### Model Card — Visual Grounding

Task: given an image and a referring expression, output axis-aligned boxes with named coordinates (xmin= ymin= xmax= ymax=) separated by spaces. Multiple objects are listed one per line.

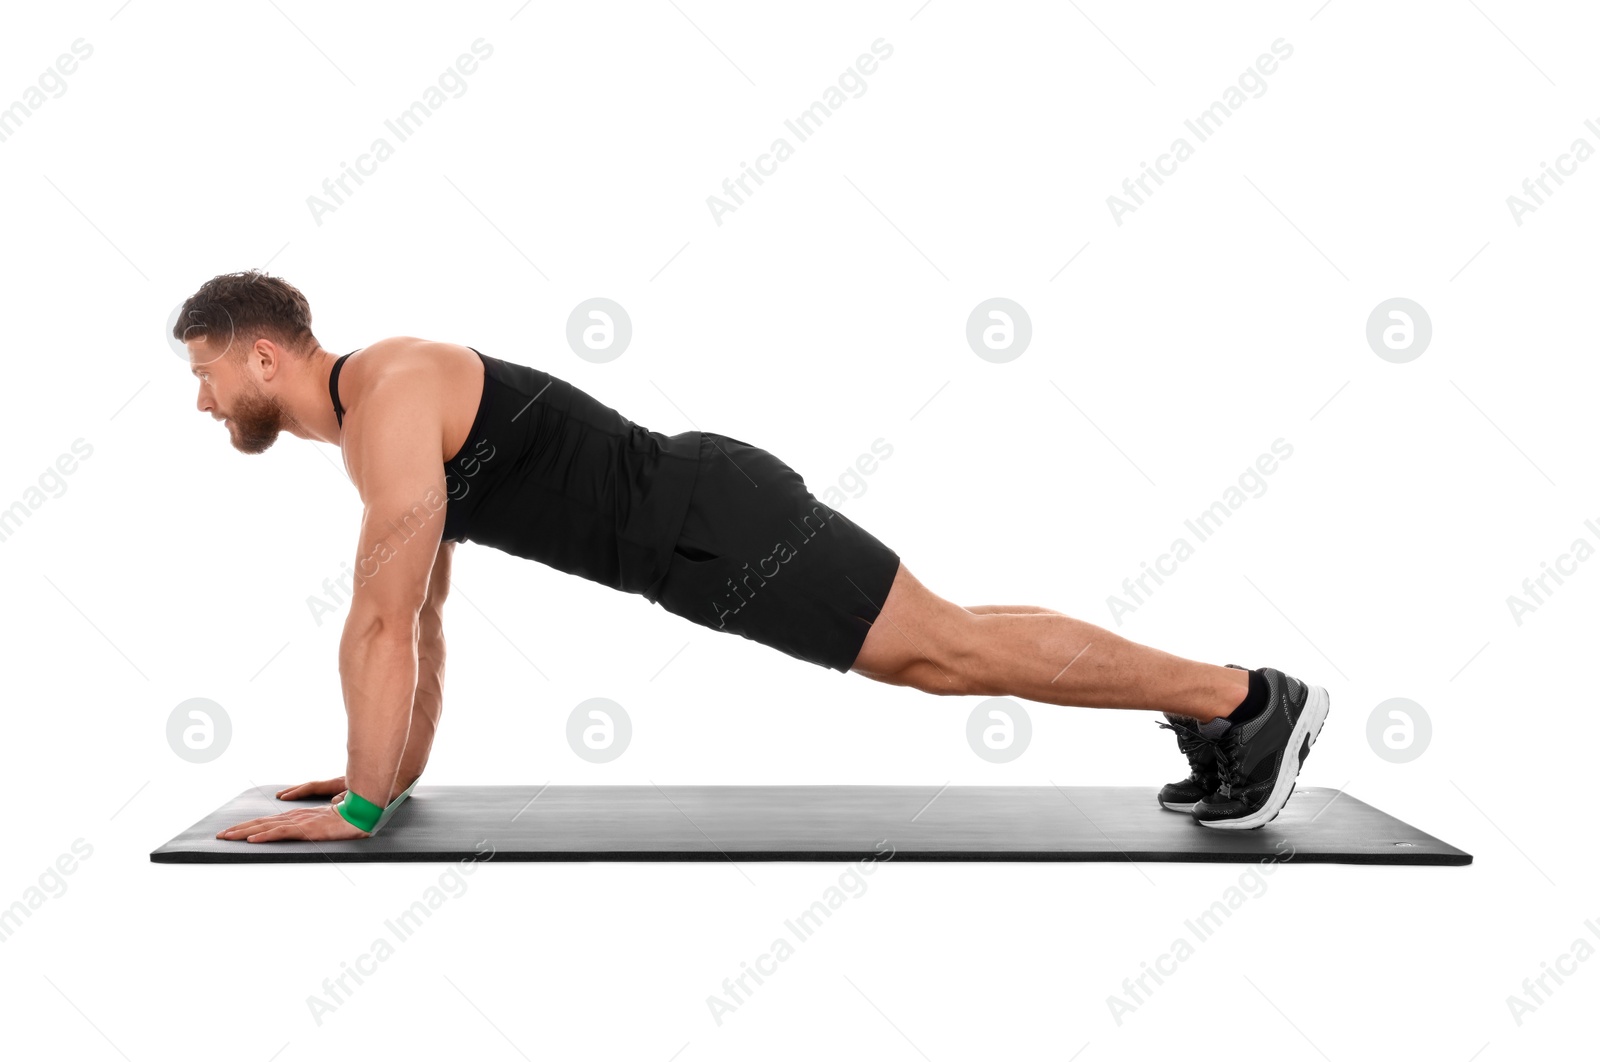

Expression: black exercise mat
xmin=151 ymin=785 xmax=1471 ymax=865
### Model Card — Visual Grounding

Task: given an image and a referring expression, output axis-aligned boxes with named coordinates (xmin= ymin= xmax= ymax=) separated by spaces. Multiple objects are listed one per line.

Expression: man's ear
xmin=252 ymin=336 xmax=283 ymax=380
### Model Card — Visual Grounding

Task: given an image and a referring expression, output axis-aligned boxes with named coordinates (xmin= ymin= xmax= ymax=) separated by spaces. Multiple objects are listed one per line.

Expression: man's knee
xmin=850 ymin=565 xmax=987 ymax=694
xmin=893 ymin=645 xmax=986 ymax=696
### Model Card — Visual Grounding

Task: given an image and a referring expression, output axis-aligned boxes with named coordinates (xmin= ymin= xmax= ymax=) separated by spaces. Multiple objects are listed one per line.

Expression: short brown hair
xmin=173 ymin=270 xmax=318 ymax=356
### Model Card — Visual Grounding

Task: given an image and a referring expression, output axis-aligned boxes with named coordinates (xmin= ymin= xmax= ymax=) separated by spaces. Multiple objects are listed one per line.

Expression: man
xmin=180 ymin=270 xmax=1328 ymax=844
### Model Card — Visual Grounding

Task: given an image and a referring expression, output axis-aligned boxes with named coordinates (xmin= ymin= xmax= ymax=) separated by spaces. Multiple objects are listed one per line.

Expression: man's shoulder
xmin=342 ymin=338 xmax=452 ymax=432
xmin=353 ymin=337 xmax=473 ymax=388
xmin=353 ymin=335 xmax=432 ymax=363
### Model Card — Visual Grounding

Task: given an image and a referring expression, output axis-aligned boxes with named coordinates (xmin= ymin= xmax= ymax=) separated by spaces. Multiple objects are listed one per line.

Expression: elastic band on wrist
xmin=335 ymin=778 xmax=420 ymax=834
xmin=336 ymin=789 xmax=384 ymax=832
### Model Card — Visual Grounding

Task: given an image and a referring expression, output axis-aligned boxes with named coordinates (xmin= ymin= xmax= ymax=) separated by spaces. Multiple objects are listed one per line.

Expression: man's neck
xmin=284 ymin=346 xmax=342 ymax=444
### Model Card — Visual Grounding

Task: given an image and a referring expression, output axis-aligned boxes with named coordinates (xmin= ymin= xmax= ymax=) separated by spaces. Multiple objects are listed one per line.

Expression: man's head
xmin=175 ymin=270 xmax=321 ymax=454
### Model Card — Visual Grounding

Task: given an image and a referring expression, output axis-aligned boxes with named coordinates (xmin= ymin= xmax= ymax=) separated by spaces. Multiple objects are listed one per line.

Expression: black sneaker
xmin=1192 ymin=667 xmax=1330 ymax=830
xmin=1153 ymin=662 xmax=1248 ymax=811
xmin=1154 ymin=713 xmax=1221 ymax=811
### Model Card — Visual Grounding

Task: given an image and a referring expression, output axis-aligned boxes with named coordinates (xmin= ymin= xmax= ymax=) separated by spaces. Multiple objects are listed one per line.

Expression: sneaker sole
xmin=1160 ymin=799 xmax=1199 ymax=812
xmin=1198 ymin=684 xmax=1330 ymax=831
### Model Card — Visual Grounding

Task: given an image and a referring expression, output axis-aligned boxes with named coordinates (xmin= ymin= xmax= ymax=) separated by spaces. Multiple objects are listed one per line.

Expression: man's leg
xmin=851 ymin=564 xmax=1248 ymax=722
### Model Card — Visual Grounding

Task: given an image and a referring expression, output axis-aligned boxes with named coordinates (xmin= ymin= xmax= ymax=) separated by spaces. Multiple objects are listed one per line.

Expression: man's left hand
xmin=216 ymin=803 xmax=371 ymax=843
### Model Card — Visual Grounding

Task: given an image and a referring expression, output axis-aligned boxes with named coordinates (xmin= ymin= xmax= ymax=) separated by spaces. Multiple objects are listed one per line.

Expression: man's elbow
xmin=344 ymin=604 xmax=423 ymax=645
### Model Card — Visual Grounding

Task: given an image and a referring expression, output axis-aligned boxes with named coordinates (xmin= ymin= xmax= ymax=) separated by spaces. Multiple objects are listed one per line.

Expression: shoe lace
xmin=1154 ymin=719 xmax=1207 ymax=756
xmin=1211 ymin=732 xmax=1244 ymax=794
xmin=1154 ymin=720 xmax=1215 ymax=783
xmin=1155 ymin=719 xmax=1244 ymax=793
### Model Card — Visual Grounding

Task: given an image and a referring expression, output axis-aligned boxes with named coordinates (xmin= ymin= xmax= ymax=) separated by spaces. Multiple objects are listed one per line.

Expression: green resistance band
xmin=336 ymin=778 xmax=419 ymax=834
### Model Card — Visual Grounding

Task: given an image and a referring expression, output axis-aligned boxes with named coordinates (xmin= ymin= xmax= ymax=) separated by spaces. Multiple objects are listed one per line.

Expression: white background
xmin=1 ymin=0 xmax=1595 ymax=1057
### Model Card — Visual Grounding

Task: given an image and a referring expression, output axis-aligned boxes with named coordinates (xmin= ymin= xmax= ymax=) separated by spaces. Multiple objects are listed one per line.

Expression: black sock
xmin=1226 ymin=668 xmax=1269 ymax=723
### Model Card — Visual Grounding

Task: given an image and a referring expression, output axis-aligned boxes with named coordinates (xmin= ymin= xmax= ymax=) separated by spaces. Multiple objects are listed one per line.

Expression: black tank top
xmin=330 ymin=348 xmax=703 ymax=597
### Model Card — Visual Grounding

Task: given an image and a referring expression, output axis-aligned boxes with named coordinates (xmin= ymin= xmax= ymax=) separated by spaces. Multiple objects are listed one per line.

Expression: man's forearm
xmin=392 ymin=626 xmax=445 ymax=800
xmin=340 ymin=613 xmax=419 ymax=809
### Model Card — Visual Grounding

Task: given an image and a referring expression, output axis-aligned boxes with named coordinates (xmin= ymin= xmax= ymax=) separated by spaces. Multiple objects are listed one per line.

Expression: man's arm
xmin=391 ymin=538 xmax=452 ymax=798
xmin=218 ymin=372 xmax=448 ymax=843
xmin=338 ymin=376 xmax=449 ymax=813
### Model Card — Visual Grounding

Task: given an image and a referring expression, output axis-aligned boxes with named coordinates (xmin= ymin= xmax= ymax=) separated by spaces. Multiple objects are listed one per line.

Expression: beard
xmin=227 ymin=381 xmax=289 ymax=454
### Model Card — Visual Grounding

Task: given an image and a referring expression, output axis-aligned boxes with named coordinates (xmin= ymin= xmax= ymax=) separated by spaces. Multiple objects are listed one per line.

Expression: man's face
xmin=190 ymin=338 xmax=287 ymax=454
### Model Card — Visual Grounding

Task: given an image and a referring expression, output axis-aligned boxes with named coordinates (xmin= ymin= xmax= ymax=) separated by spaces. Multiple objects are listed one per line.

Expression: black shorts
xmin=643 ymin=432 xmax=901 ymax=672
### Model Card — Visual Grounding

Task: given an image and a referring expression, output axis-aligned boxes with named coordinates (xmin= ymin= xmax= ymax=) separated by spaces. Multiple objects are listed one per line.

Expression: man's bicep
xmin=345 ymin=394 xmax=450 ymax=628
xmin=348 ymin=491 xmax=447 ymax=625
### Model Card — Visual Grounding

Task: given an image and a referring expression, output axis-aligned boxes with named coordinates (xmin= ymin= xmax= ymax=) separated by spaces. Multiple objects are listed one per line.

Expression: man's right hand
xmin=275 ymin=777 xmax=348 ymax=803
